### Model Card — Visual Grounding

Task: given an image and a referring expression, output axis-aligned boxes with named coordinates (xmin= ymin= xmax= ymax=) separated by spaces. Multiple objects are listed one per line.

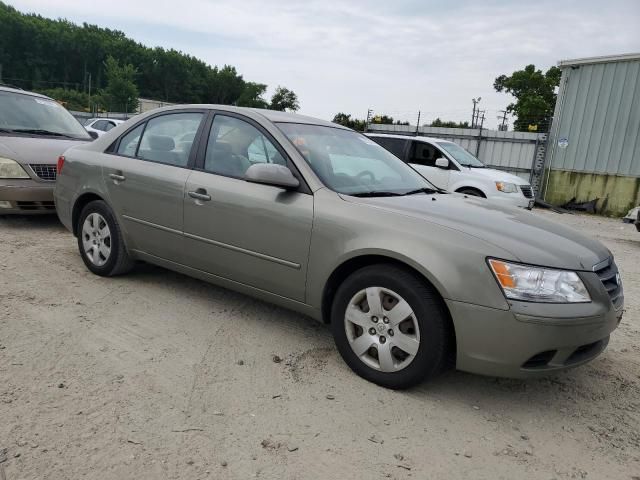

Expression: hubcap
xmin=81 ymin=213 xmax=112 ymax=267
xmin=344 ymin=287 xmax=420 ymax=372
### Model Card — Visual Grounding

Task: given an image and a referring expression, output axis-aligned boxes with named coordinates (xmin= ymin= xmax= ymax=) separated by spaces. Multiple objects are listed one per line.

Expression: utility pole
xmin=476 ymin=110 xmax=486 ymax=157
xmin=0 ymin=64 xmax=3 ymax=83
xmin=471 ymin=97 xmax=481 ymax=128
xmin=87 ymin=72 xmax=92 ymax=113
xmin=415 ymin=111 xmax=421 ymax=136
xmin=365 ymin=109 xmax=373 ymax=132
xmin=498 ymin=110 xmax=508 ymax=131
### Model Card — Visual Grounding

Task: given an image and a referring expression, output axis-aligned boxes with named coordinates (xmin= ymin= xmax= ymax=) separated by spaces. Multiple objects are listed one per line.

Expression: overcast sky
xmin=11 ymin=0 xmax=640 ymax=128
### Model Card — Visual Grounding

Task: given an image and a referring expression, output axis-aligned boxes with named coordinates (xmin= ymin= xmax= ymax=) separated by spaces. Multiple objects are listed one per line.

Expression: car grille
xmin=29 ymin=164 xmax=57 ymax=181
xmin=594 ymin=258 xmax=623 ymax=309
xmin=519 ymin=185 xmax=533 ymax=198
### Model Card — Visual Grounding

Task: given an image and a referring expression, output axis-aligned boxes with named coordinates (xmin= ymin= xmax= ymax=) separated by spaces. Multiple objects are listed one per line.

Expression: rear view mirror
xmin=88 ymin=131 xmax=99 ymax=140
xmin=245 ymin=163 xmax=299 ymax=190
xmin=435 ymin=158 xmax=449 ymax=169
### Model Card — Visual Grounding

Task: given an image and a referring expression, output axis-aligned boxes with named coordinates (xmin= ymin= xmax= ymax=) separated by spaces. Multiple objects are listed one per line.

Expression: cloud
xmin=11 ymin=0 xmax=640 ymax=126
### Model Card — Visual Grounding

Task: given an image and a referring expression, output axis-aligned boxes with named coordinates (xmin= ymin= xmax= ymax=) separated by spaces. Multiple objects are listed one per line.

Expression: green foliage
xmin=430 ymin=118 xmax=470 ymax=129
xmin=494 ymin=64 xmax=561 ymax=132
xmin=0 ymin=2 xmax=299 ymax=111
xmin=100 ymin=56 xmax=139 ymax=112
xmin=37 ymin=88 xmax=89 ymax=111
xmin=236 ymin=82 xmax=269 ymax=108
xmin=269 ymin=86 xmax=299 ymax=111
xmin=332 ymin=113 xmax=366 ymax=131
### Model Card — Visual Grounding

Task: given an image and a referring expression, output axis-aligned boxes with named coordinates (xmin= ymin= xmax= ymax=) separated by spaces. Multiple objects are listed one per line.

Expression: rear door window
xmin=136 ymin=113 xmax=204 ymax=167
xmin=370 ymin=137 xmax=408 ymax=160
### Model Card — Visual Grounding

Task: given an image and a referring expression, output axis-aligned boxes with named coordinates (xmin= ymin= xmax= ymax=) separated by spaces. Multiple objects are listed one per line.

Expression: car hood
xmin=467 ymin=167 xmax=528 ymax=185
xmin=342 ymin=193 xmax=609 ymax=271
xmin=0 ymin=135 xmax=88 ymax=165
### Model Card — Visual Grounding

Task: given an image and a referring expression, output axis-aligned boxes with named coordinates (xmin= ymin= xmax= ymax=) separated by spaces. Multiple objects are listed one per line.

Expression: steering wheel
xmin=356 ymin=170 xmax=376 ymax=183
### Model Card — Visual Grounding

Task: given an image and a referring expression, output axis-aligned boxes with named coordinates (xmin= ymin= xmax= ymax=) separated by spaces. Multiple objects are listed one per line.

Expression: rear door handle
xmin=109 ymin=173 xmax=126 ymax=182
xmin=188 ymin=189 xmax=211 ymax=202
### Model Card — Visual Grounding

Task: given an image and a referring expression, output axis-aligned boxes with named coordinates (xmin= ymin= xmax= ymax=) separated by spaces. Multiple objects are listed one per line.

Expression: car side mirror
xmin=244 ymin=163 xmax=300 ymax=190
xmin=88 ymin=131 xmax=99 ymax=140
xmin=435 ymin=157 xmax=449 ymax=169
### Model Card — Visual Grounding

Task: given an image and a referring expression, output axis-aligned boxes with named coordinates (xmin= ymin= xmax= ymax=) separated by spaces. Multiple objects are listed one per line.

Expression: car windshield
xmin=0 ymin=91 xmax=90 ymax=139
xmin=436 ymin=141 xmax=485 ymax=168
xmin=277 ymin=123 xmax=437 ymax=196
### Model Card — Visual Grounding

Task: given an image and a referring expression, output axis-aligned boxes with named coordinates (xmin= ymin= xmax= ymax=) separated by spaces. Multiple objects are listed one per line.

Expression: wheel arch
xmin=71 ymin=191 xmax=107 ymax=236
xmin=454 ymin=186 xmax=486 ymax=197
xmin=320 ymin=254 xmax=457 ymax=364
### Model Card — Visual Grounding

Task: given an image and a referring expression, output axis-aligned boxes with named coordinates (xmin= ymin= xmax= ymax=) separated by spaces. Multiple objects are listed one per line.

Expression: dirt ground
xmin=1 ymin=209 xmax=639 ymax=480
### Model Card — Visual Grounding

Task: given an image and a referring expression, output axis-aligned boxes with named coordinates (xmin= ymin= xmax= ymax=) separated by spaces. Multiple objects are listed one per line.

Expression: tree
xmin=0 ymin=3 xmax=300 ymax=111
xmin=270 ymin=86 xmax=299 ymax=111
xmin=494 ymin=64 xmax=561 ymax=132
xmin=236 ymin=81 xmax=269 ymax=108
xmin=332 ymin=113 xmax=366 ymax=131
xmin=430 ymin=118 xmax=471 ymax=129
xmin=39 ymin=88 xmax=89 ymax=111
xmin=100 ymin=56 xmax=139 ymax=113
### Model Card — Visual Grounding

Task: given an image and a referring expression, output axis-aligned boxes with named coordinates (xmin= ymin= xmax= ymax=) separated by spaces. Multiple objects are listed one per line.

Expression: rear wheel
xmin=77 ymin=200 xmax=134 ymax=276
xmin=331 ymin=264 xmax=451 ymax=389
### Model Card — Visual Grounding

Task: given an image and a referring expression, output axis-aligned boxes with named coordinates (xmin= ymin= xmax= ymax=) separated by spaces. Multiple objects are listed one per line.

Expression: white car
xmin=84 ymin=118 xmax=124 ymax=137
xmin=367 ymin=133 xmax=534 ymax=209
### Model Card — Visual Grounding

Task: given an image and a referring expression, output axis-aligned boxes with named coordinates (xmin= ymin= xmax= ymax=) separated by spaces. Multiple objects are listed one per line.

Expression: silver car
xmin=54 ymin=105 xmax=623 ymax=388
xmin=0 ymin=86 xmax=93 ymax=214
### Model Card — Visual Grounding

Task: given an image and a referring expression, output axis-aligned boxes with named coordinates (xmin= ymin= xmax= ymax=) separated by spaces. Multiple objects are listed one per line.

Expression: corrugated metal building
xmin=543 ymin=53 xmax=640 ymax=215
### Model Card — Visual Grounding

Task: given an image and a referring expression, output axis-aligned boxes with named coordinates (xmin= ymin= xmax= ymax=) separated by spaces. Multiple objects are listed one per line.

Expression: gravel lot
xmin=1 ymin=210 xmax=639 ymax=480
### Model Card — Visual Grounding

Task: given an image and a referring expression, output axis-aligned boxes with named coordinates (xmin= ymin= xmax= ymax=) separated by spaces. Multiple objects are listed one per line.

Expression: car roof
xmin=89 ymin=118 xmax=125 ymax=122
xmin=365 ymin=132 xmax=454 ymax=144
xmin=141 ymin=104 xmax=349 ymax=130
xmin=0 ymin=85 xmax=54 ymax=100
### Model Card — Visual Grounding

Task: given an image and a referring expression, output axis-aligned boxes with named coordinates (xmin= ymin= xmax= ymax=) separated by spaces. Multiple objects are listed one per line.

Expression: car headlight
xmin=495 ymin=181 xmax=518 ymax=193
xmin=0 ymin=157 xmax=30 ymax=179
xmin=488 ymin=259 xmax=591 ymax=303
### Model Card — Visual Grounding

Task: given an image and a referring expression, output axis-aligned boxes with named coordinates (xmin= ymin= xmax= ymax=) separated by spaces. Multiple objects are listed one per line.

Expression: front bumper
xmin=486 ymin=193 xmax=533 ymax=210
xmin=0 ymin=179 xmax=55 ymax=214
xmin=447 ymin=289 xmax=623 ymax=378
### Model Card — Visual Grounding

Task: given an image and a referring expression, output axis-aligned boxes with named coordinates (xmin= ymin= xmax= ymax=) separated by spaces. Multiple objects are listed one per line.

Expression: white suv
xmin=84 ymin=118 xmax=124 ymax=137
xmin=367 ymin=133 xmax=534 ymax=209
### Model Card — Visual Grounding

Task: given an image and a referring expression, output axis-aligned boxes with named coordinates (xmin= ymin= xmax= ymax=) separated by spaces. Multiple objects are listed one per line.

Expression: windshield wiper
xmin=403 ymin=187 xmax=445 ymax=195
xmin=10 ymin=128 xmax=78 ymax=139
xmin=350 ymin=191 xmax=405 ymax=197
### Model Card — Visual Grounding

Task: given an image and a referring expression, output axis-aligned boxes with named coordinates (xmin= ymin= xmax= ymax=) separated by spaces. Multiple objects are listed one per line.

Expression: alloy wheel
xmin=81 ymin=212 xmax=112 ymax=267
xmin=344 ymin=286 xmax=420 ymax=372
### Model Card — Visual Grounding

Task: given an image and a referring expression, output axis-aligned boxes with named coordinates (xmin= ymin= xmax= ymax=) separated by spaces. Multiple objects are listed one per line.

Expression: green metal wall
xmin=547 ymin=58 xmax=640 ymax=176
xmin=544 ymin=56 xmax=640 ymax=215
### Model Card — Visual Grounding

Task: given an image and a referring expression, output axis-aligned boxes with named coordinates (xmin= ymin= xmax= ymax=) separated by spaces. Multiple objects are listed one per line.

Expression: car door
xmin=182 ymin=112 xmax=313 ymax=302
xmin=407 ymin=140 xmax=451 ymax=189
xmin=103 ymin=110 xmax=206 ymax=262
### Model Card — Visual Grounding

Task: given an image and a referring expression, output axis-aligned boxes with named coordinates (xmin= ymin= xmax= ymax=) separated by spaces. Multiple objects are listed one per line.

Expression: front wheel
xmin=331 ymin=264 xmax=451 ymax=389
xmin=77 ymin=200 xmax=134 ymax=276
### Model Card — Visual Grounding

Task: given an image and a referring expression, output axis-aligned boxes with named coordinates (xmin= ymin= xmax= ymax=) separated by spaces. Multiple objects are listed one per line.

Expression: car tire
xmin=77 ymin=200 xmax=134 ymax=276
xmin=458 ymin=188 xmax=485 ymax=198
xmin=331 ymin=264 xmax=451 ymax=389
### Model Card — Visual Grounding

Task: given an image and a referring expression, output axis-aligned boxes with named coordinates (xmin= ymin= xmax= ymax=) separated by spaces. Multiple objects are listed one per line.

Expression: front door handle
xmin=109 ymin=173 xmax=126 ymax=182
xmin=188 ymin=189 xmax=211 ymax=202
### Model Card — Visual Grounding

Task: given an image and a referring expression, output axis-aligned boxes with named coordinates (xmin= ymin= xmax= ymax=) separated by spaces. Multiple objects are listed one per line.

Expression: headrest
xmin=213 ymin=142 xmax=232 ymax=155
xmin=148 ymin=135 xmax=175 ymax=151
